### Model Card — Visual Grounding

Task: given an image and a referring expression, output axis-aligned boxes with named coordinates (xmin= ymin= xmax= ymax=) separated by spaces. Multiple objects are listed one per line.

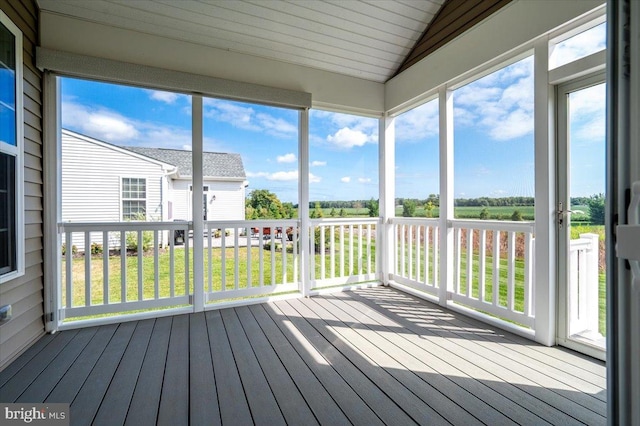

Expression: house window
xmin=122 ymin=177 xmax=147 ymax=220
xmin=0 ymin=13 xmax=23 ymax=283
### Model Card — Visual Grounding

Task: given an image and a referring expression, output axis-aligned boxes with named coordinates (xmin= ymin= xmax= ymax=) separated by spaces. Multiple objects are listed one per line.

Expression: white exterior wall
xmin=168 ymin=179 xmax=246 ymax=222
xmin=61 ymin=132 xmax=167 ymax=251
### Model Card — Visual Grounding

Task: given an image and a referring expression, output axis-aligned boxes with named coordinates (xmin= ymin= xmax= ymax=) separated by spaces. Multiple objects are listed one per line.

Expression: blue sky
xmin=60 ymin=22 xmax=606 ymax=204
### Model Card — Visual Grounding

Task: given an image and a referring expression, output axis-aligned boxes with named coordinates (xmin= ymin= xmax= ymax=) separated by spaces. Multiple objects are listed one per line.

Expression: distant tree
xmin=479 ymin=207 xmax=490 ymax=220
xmin=587 ymin=193 xmax=605 ymax=225
xmin=313 ymin=201 xmax=324 ymax=218
xmin=339 ymin=208 xmax=347 ymax=217
xmin=246 ymin=189 xmax=291 ymax=219
xmin=424 ymin=201 xmax=435 ymax=218
xmin=511 ymin=210 xmax=523 ymax=221
xmin=366 ymin=198 xmax=379 ymax=217
xmin=330 ymin=207 xmax=337 ymax=217
xmin=403 ymin=200 xmax=416 ymax=217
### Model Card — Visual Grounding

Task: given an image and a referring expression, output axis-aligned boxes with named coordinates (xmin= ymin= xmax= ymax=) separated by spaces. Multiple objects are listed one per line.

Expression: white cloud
xmin=358 ymin=177 xmax=372 ymax=183
xmin=311 ymin=160 xmax=326 ymax=167
xmin=203 ymin=98 xmax=297 ymax=138
xmin=395 ymin=99 xmax=439 ymax=142
xmin=570 ymin=83 xmax=606 ymax=143
xmin=454 ymin=56 xmax=534 ymax=141
xmin=341 ymin=176 xmax=351 ymax=183
xmin=62 ymin=101 xmax=196 ymax=149
xmin=311 ymin=110 xmax=378 ymax=149
xmin=149 ymin=90 xmax=180 ymax=104
xmin=551 ymin=23 xmax=606 ymax=68
xmin=327 ymin=127 xmax=372 ymax=149
xmin=277 ymin=153 xmax=297 ymax=163
xmin=246 ymin=170 xmax=320 ymax=183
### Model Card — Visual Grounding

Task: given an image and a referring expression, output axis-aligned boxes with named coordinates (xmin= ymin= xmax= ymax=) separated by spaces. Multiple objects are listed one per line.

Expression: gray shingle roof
xmin=123 ymin=147 xmax=246 ymax=179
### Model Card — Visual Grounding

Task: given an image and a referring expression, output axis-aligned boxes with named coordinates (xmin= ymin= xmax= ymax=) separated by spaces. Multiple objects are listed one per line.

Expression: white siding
xmin=168 ymin=179 xmax=245 ymax=222
xmin=61 ymin=132 xmax=166 ymax=251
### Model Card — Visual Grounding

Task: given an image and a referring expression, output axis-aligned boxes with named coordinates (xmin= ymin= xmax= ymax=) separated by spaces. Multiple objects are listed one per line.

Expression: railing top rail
xmin=449 ymin=219 xmax=535 ymax=233
xmin=59 ymin=221 xmax=191 ymax=232
xmin=569 ymin=238 xmax=595 ymax=251
xmin=207 ymin=219 xmax=299 ymax=227
xmin=310 ymin=218 xmax=381 ymax=226
xmin=388 ymin=217 xmax=440 ymax=225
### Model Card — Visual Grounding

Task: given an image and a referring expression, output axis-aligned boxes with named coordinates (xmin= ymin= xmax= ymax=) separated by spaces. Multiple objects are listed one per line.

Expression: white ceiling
xmin=36 ymin=0 xmax=444 ymax=83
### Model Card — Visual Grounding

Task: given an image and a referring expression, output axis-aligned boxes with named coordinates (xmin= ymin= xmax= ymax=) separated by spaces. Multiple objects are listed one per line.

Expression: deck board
xmin=124 ymin=316 xmax=172 ymax=426
xmin=189 ymin=313 xmax=220 ymax=426
xmin=93 ymin=319 xmax=155 ymax=426
xmin=0 ymin=287 xmax=607 ymax=425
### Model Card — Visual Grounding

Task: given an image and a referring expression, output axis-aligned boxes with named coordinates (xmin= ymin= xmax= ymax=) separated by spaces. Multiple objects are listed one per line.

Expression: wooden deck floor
xmin=0 ymin=287 xmax=606 ymax=425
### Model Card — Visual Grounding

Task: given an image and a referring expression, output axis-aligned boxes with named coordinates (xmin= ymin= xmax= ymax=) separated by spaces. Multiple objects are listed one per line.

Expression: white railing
xmin=309 ymin=218 xmax=380 ymax=289
xmin=450 ymin=219 xmax=535 ymax=328
xmin=204 ymin=219 xmax=300 ymax=302
xmin=568 ymin=233 xmax=600 ymax=337
xmin=389 ymin=218 xmax=439 ymax=296
xmin=59 ymin=221 xmax=191 ymax=320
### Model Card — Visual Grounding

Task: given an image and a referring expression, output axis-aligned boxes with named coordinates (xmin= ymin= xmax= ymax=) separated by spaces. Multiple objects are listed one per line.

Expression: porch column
xmin=533 ymin=40 xmax=556 ymax=346
xmin=192 ymin=96 xmax=204 ymax=312
xmin=438 ymin=87 xmax=454 ymax=306
xmin=299 ymin=109 xmax=310 ymax=296
xmin=379 ymin=115 xmax=395 ymax=285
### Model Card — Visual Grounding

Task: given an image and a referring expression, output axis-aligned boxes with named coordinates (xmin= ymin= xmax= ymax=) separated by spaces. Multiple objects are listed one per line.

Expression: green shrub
xmin=61 ymin=243 xmax=77 ymax=256
xmin=125 ymin=230 xmax=153 ymax=253
xmin=511 ymin=210 xmax=523 ymax=221
xmin=587 ymin=193 xmax=605 ymax=225
xmin=90 ymin=242 xmax=103 ymax=255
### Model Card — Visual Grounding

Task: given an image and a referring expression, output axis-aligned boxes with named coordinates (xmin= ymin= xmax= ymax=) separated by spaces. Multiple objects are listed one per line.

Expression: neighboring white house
xmin=61 ymin=129 xmax=247 ymax=250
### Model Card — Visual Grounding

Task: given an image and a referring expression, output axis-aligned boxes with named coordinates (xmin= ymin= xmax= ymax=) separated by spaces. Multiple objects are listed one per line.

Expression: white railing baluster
xmin=207 ymin=226 xmax=213 ymax=293
xmin=466 ymin=228 xmax=473 ymax=298
xmin=154 ymin=230 xmax=159 ymax=300
xmin=454 ymin=227 xmax=461 ymax=294
xmin=358 ymin=224 xmax=363 ymax=276
xmin=293 ymin=226 xmax=298 ymax=284
xmin=270 ymin=230 xmax=276 ymax=286
xmin=65 ymin=231 xmax=72 ymax=308
xmin=137 ymin=230 xmax=143 ymax=301
xmin=259 ymin=227 xmax=264 ymax=287
xmin=423 ymin=226 xmax=429 ymax=285
xmin=320 ymin=225 xmax=326 ymax=280
xmin=234 ymin=228 xmax=240 ymax=291
xmin=120 ymin=230 xmax=126 ymax=302
xmin=184 ymin=231 xmax=189 ymax=296
xmin=340 ymin=225 xmax=345 ymax=277
xmin=367 ymin=224 xmax=372 ymax=273
xmin=348 ymin=225 xmax=354 ymax=276
xmin=103 ymin=231 xmax=109 ymax=304
xmin=408 ymin=225 xmax=413 ymax=280
xmin=433 ymin=227 xmax=439 ymax=287
xmin=169 ymin=234 xmax=175 ymax=298
xmin=400 ymin=224 xmax=406 ymax=277
xmin=281 ymin=230 xmax=287 ymax=285
xmin=507 ymin=231 xmax=515 ymax=311
xmin=493 ymin=230 xmax=500 ymax=307
xmin=479 ymin=229 xmax=486 ymax=302
xmin=246 ymin=227 xmax=252 ymax=288
xmin=524 ymin=232 xmax=533 ymax=316
xmin=84 ymin=232 xmax=91 ymax=307
xmin=221 ymin=227 xmax=227 ymax=291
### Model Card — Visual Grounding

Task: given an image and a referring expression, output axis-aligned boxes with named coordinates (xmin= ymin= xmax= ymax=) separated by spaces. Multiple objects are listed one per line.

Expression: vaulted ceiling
xmin=36 ymin=0 xmax=512 ymax=83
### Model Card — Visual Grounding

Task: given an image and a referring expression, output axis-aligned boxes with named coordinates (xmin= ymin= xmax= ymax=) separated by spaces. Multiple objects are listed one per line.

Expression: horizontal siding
xmin=168 ymin=179 xmax=245 ymax=222
xmin=61 ymin=133 xmax=165 ymax=250
xmin=0 ymin=0 xmax=44 ymax=371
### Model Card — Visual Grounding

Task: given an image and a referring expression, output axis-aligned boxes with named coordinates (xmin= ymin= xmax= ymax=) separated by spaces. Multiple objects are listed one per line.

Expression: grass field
xmin=322 ymin=204 xmax=594 ymax=223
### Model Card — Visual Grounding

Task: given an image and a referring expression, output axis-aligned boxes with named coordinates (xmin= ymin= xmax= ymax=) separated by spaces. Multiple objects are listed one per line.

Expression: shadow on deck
xmin=0 ymin=287 xmax=606 ymax=425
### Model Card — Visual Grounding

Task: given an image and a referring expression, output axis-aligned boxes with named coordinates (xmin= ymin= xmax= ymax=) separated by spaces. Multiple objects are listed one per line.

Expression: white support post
xmin=379 ymin=115 xmax=395 ymax=285
xmin=438 ymin=87 xmax=454 ymax=307
xmin=43 ymin=72 xmax=61 ymax=332
xmin=192 ymin=96 xmax=204 ymax=312
xmin=533 ymin=39 xmax=556 ymax=346
xmin=299 ymin=109 xmax=310 ymax=296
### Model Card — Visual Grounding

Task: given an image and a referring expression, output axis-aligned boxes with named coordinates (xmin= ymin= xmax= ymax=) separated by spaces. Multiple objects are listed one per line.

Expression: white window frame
xmin=0 ymin=11 xmax=24 ymax=284
xmin=121 ymin=177 xmax=147 ymax=221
